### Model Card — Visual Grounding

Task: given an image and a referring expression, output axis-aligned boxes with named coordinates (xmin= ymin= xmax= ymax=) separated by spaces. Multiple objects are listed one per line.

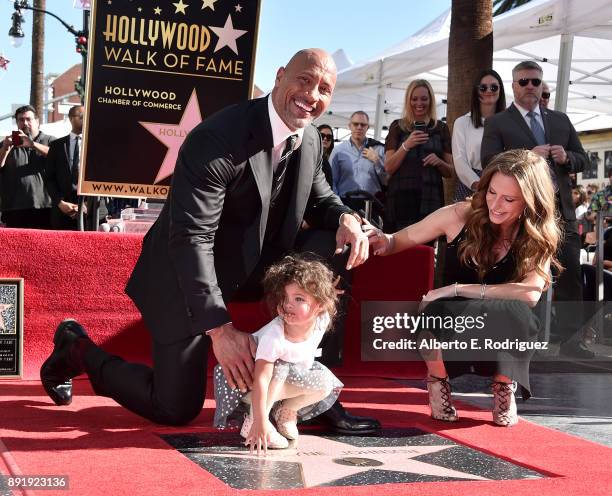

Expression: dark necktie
xmin=71 ymin=135 xmax=80 ymax=188
xmin=271 ymin=135 xmax=297 ymax=201
xmin=527 ymin=111 xmax=557 ymax=191
xmin=527 ymin=111 xmax=546 ymax=145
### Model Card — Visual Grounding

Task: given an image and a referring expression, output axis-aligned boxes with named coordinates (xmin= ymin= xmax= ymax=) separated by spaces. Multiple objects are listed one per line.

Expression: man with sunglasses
xmin=481 ymin=60 xmax=591 ymax=359
xmin=540 ymin=81 xmax=551 ymax=108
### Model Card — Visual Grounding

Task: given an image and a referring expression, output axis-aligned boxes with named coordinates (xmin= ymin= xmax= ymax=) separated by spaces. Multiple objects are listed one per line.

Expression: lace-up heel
xmin=492 ymin=381 xmax=518 ymax=427
xmin=426 ymin=376 xmax=458 ymax=422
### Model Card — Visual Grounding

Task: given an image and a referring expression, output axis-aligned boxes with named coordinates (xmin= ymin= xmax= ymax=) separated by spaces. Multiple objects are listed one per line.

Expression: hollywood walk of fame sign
xmin=160 ymin=428 xmax=544 ymax=489
xmin=0 ymin=279 xmax=23 ymax=378
xmin=80 ymin=0 xmax=261 ymax=199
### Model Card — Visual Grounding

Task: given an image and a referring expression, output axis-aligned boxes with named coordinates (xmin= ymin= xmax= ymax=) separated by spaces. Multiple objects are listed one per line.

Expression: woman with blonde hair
xmin=383 ymin=79 xmax=453 ymax=231
xmin=368 ymin=149 xmax=561 ymax=427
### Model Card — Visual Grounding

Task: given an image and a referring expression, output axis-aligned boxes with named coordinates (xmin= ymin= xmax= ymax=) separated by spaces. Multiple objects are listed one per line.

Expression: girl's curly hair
xmin=262 ymin=253 xmax=338 ymax=329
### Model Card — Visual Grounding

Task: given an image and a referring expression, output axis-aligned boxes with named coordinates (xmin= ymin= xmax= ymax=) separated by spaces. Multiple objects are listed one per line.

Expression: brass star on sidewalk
xmin=173 ymin=0 xmax=189 ymax=14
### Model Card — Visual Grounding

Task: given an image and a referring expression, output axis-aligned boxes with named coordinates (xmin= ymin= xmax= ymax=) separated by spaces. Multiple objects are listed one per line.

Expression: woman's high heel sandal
xmin=426 ymin=376 xmax=458 ymax=422
xmin=240 ymin=414 xmax=289 ymax=449
xmin=492 ymin=381 xmax=518 ymax=427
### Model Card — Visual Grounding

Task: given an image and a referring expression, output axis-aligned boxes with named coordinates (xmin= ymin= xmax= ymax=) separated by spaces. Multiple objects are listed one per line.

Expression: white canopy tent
xmin=321 ymin=0 xmax=612 ymax=136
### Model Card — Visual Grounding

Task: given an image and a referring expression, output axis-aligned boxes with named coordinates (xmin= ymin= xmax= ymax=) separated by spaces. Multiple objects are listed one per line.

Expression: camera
xmin=11 ymin=131 xmax=21 ymax=147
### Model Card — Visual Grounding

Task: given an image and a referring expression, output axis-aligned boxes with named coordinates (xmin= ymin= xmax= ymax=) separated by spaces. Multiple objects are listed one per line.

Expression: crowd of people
xmin=0 ymin=104 xmax=136 ymax=230
xmin=15 ymin=48 xmax=609 ymax=455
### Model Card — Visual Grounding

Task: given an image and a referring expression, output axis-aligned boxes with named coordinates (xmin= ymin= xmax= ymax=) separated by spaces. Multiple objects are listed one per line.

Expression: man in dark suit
xmin=481 ymin=60 xmax=591 ymax=358
xmin=46 ymin=105 xmax=84 ymax=230
xmin=41 ymin=49 xmax=379 ymax=432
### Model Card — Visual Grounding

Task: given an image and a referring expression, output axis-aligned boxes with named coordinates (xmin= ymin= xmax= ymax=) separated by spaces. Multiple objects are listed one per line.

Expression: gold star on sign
xmin=137 ymin=6 xmax=142 ymax=11
xmin=201 ymin=0 xmax=217 ymax=10
xmin=173 ymin=0 xmax=189 ymax=14
xmin=235 ymin=4 xmax=242 ymax=12
xmin=154 ymin=6 xmax=162 ymax=14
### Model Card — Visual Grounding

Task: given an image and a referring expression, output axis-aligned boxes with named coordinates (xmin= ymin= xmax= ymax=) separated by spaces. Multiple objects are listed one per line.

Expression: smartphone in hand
xmin=11 ymin=131 xmax=21 ymax=147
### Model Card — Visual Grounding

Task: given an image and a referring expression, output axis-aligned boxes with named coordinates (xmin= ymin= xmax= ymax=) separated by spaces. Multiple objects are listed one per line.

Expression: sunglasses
xmin=350 ymin=122 xmax=368 ymax=127
xmin=541 ymin=92 xmax=551 ymax=99
xmin=516 ymin=78 xmax=542 ymax=87
xmin=478 ymin=83 xmax=500 ymax=93
xmin=321 ymin=134 xmax=333 ymax=140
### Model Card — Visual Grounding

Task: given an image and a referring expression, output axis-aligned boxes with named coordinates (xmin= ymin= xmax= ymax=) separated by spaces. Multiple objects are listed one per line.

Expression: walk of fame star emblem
xmin=161 ymin=428 xmax=543 ymax=489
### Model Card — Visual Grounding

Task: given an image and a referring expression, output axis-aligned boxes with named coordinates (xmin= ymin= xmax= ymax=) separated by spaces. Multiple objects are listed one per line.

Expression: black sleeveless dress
xmin=421 ymin=226 xmax=542 ymax=399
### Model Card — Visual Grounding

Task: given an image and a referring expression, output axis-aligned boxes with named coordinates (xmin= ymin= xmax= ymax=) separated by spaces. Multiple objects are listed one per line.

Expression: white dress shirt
xmin=267 ymin=95 xmax=304 ymax=171
xmin=451 ymin=113 xmax=484 ymax=190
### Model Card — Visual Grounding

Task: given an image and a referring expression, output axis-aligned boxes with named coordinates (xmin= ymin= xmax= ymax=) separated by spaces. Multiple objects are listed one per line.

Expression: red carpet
xmin=0 ymin=228 xmax=433 ymax=380
xmin=1 ymin=377 xmax=611 ymax=495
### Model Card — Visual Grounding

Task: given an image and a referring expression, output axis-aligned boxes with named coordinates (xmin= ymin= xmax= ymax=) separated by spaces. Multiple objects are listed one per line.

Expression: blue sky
xmin=0 ymin=0 xmax=450 ymax=129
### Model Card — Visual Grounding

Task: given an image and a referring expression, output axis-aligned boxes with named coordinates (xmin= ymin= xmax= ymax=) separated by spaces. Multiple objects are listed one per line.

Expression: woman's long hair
xmin=470 ymin=69 xmax=506 ymax=129
xmin=399 ymin=79 xmax=437 ymax=133
xmin=458 ymin=149 xmax=561 ymax=287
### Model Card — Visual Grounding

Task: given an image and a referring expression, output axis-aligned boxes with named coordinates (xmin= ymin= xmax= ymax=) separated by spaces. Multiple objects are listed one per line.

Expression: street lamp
xmin=8 ymin=9 xmax=24 ymax=48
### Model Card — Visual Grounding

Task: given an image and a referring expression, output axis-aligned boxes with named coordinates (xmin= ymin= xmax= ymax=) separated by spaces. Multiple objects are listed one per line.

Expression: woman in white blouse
xmin=453 ymin=70 xmax=506 ymax=201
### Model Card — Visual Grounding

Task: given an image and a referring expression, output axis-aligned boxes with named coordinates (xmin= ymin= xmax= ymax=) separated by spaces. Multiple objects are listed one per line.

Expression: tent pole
xmin=554 ymin=33 xmax=574 ymax=112
xmin=374 ymin=60 xmax=385 ymax=140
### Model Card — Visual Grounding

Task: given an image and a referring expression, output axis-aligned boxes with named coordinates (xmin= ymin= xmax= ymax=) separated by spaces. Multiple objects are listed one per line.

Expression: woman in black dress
xmin=367 ymin=149 xmax=561 ymax=426
xmin=383 ymin=79 xmax=453 ymax=231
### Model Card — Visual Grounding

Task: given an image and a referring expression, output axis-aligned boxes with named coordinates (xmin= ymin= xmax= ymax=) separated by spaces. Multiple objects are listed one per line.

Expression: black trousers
xmin=83 ymin=228 xmax=350 ymax=425
xmin=1 ymin=208 xmax=51 ymax=229
xmin=552 ymin=220 xmax=584 ymax=343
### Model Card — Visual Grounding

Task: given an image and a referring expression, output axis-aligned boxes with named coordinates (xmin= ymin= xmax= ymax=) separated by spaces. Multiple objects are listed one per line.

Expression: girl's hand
xmin=402 ymin=130 xmax=429 ymax=151
xmin=422 ymin=153 xmax=444 ymax=168
xmin=333 ymin=275 xmax=345 ymax=296
xmin=244 ymin=419 xmax=271 ymax=456
xmin=419 ymin=285 xmax=454 ymax=312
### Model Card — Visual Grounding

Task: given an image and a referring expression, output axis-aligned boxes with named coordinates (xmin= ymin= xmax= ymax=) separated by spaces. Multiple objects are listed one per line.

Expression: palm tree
xmin=445 ymin=0 xmax=493 ymax=204
xmin=30 ymin=0 xmax=45 ymax=119
xmin=493 ymin=0 xmax=533 ymax=16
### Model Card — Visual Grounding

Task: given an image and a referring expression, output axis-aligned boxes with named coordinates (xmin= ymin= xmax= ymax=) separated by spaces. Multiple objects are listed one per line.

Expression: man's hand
xmin=531 ymin=144 xmax=551 ymax=158
xmin=209 ymin=323 xmax=257 ymax=392
xmin=1 ymin=135 xmax=13 ymax=151
xmin=336 ymin=213 xmax=369 ymax=270
xmin=550 ymin=145 xmax=568 ymax=165
xmin=58 ymin=200 xmax=78 ymax=217
xmin=18 ymin=131 xmax=34 ymax=148
xmin=362 ymin=147 xmax=380 ymax=164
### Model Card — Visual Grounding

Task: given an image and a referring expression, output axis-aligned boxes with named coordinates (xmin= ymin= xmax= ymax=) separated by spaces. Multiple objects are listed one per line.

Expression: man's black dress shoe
xmin=319 ymin=401 xmax=381 ymax=434
xmin=40 ymin=319 xmax=89 ymax=406
xmin=559 ymin=340 xmax=595 ymax=359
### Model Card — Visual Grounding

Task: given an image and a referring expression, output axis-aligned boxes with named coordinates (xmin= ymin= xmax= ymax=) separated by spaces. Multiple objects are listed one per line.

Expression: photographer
xmin=0 ymin=105 xmax=55 ymax=229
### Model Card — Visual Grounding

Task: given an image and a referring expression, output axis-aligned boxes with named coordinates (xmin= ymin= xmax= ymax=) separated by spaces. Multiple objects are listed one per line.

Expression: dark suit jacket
xmin=46 ymin=135 xmax=76 ymax=206
xmin=481 ymin=103 xmax=587 ymax=220
xmin=126 ymin=97 xmax=351 ymax=344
